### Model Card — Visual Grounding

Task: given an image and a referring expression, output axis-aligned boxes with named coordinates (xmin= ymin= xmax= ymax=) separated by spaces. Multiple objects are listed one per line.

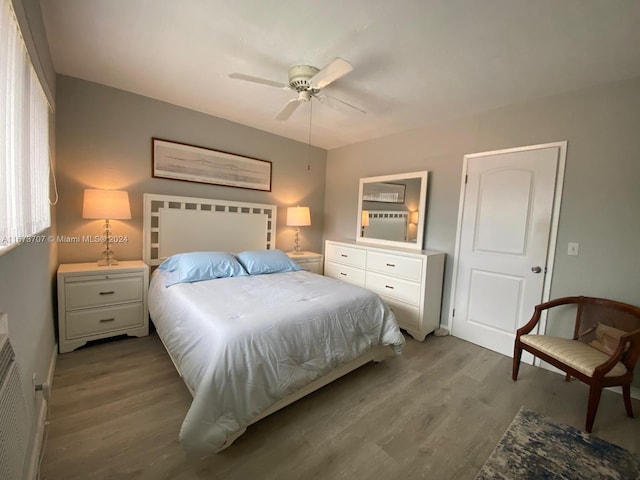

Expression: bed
xmin=143 ymin=194 xmax=405 ymax=458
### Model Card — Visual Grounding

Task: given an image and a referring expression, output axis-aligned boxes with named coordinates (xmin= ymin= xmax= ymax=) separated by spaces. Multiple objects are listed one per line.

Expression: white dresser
xmin=324 ymin=240 xmax=445 ymax=341
xmin=57 ymin=261 xmax=149 ymax=353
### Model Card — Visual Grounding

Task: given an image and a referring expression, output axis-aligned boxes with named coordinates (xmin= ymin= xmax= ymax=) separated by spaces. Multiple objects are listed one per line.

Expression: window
xmin=0 ymin=0 xmax=50 ymax=250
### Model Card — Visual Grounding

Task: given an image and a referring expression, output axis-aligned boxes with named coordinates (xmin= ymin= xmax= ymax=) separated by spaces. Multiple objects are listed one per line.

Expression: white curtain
xmin=0 ymin=0 xmax=50 ymax=247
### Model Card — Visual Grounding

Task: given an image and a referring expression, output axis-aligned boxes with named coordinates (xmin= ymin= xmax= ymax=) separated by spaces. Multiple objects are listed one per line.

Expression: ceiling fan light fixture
xmin=288 ymin=65 xmax=320 ymax=91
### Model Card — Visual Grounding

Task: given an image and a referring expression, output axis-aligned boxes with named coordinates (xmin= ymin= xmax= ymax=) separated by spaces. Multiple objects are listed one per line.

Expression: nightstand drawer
xmin=366 ymin=251 xmax=423 ymax=282
xmin=324 ymin=261 xmax=366 ymax=287
xmin=66 ymin=303 xmax=144 ymax=339
xmin=366 ymin=271 xmax=421 ymax=305
xmin=294 ymin=259 xmax=323 ymax=274
xmin=287 ymin=252 xmax=323 ymax=275
xmin=65 ymin=276 xmax=143 ymax=309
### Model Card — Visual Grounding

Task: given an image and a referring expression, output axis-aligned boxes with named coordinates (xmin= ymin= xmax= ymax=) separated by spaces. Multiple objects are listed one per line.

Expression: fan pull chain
xmin=307 ymin=101 xmax=312 ymax=171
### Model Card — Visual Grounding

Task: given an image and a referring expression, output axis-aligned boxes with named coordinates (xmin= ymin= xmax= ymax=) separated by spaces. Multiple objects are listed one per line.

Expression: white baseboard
xmin=26 ymin=343 xmax=57 ymax=480
xmin=537 ymin=359 xmax=640 ymax=400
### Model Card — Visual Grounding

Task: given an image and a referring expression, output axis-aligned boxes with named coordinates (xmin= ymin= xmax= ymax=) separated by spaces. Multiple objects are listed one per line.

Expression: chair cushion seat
xmin=520 ymin=335 xmax=627 ymax=377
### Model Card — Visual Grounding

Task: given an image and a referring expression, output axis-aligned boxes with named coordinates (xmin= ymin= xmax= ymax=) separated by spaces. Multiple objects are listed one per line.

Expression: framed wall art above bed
xmin=152 ymin=137 xmax=272 ymax=192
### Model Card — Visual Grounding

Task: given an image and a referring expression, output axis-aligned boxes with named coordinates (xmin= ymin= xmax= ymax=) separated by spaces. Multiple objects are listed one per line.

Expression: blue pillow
xmin=235 ymin=249 xmax=302 ymax=275
xmin=158 ymin=251 xmax=247 ymax=287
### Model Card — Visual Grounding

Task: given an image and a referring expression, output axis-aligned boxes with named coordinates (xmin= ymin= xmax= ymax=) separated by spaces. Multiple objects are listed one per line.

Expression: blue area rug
xmin=475 ymin=407 xmax=640 ymax=480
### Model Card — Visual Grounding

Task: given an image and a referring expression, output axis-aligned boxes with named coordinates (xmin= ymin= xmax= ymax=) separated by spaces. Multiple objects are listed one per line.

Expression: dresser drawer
xmin=65 ymin=276 xmax=143 ymax=310
xmin=366 ymin=271 xmax=421 ymax=305
xmin=366 ymin=251 xmax=423 ymax=282
xmin=66 ymin=303 xmax=144 ymax=339
xmin=379 ymin=294 xmax=421 ymax=330
xmin=325 ymin=262 xmax=366 ymax=287
xmin=325 ymin=243 xmax=366 ymax=268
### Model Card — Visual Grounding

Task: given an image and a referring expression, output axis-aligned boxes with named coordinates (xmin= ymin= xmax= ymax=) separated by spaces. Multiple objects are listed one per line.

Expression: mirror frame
xmin=356 ymin=170 xmax=429 ymax=250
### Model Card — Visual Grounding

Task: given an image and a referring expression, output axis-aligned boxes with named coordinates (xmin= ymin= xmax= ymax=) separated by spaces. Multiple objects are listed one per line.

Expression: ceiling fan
xmin=229 ymin=57 xmax=366 ymax=121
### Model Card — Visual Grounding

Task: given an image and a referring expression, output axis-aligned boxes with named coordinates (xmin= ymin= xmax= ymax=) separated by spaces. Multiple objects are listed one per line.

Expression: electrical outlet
xmin=568 ymin=242 xmax=579 ymax=256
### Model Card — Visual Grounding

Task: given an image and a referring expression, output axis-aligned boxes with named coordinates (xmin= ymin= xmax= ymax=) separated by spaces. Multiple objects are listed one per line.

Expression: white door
xmin=451 ymin=144 xmax=564 ymax=358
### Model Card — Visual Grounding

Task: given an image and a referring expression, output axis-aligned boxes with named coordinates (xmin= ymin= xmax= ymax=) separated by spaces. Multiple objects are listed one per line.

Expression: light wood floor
xmin=40 ymin=333 xmax=639 ymax=480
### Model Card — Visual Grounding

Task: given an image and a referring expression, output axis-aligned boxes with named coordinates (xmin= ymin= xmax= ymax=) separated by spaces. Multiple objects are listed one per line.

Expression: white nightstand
xmin=57 ymin=260 xmax=149 ymax=353
xmin=287 ymin=251 xmax=323 ymax=275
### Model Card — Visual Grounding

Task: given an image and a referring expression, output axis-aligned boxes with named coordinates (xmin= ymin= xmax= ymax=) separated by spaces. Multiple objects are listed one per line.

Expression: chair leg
xmin=623 ymin=384 xmax=634 ymax=418
xmin=565 ymin=373 xmax=571 ymax=382
xmin=512 ymin=341 xmax=523 ymax=381
xmin=586 ymin=385 xmax=603 ymax=433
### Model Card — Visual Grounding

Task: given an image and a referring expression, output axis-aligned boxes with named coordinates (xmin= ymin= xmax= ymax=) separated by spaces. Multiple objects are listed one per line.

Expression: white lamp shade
xmin=361 ymin=210 xmax=370 ymax=227
xmin=286 ymin=206 xmax=311 ymax=227
xmin=82 ymin=189 xmax=131 ymax=220
xmin=409 ymin=211 xmax=419 ymax=225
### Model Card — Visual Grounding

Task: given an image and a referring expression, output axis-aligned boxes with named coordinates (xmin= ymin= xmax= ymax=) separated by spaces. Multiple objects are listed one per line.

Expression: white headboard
xmin=143 ymin=193 xmax=277 ymax=266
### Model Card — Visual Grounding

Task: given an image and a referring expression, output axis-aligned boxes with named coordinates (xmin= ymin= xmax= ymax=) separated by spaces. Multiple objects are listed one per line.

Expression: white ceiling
xmin=40 ymin=0 xmax=640 ymax=150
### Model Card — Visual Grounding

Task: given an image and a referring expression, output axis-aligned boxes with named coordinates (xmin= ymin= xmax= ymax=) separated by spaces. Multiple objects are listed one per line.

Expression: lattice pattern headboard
xmin=143 ymin=193 xmax=277 ymax=266
xmin=363 ymin=210 xmax=409 ymax=242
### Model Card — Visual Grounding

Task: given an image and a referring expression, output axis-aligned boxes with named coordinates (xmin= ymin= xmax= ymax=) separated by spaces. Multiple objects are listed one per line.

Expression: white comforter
xmin=148 ymin=269 xmax=405 ymax=458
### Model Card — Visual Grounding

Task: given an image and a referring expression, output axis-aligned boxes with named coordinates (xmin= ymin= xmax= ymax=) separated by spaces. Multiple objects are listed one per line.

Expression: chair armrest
xmin=620 ymin=328 xmax=640 ymax=371
xmin=516 ymin=296 xmax=582 ymax=337
xmin=593 ymin=328 xmax=640 ymax=377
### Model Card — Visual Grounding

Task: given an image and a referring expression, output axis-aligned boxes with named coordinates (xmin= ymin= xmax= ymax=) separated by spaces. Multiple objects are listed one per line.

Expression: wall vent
xmin=0 ymin=334 xmax=31 ymax=480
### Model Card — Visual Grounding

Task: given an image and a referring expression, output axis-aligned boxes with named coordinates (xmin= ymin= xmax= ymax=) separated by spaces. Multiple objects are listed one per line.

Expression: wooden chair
xmin=512 ymin=296 xmax=640 ymax=432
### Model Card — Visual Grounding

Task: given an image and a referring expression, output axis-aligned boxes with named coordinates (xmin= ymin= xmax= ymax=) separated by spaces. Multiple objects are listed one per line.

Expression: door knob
xmin=531 ymin=266 xmax=542 ymax=273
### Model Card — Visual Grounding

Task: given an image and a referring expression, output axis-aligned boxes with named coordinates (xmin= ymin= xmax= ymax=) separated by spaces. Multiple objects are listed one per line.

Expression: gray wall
xmin=55 ymin=76 xmax=327 ymax=264
xmin=324 ymin=76 xmax=640 ymax=341
xmin=0 ymin=0 xmax=57 ymax=454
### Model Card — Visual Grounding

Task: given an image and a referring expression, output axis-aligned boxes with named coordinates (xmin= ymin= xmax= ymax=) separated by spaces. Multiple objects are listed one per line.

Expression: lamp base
xmin=292 ymin=228 xmax=304 ymax=255
xmin=97 ymin=247 xmax=118 ymax=266
xmin=97 ymin=259 xmax=119 ymax=266
xmin=96 ymin=219 xmax=119 ymax=266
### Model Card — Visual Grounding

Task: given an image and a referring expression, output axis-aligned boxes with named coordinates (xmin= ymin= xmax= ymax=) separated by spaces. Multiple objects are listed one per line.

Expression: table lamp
xmin=286 ymin=206 xmax=311 ymax=254
xmin=82 ymin=189 xmax=131 ymax=266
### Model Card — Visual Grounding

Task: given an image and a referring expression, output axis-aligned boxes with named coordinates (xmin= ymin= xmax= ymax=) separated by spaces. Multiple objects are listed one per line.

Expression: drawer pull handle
xmin=99 ymin=318 xmax=115 ymax=323
xmin=386 ymin=263 xmax=396 ymax=267
xmin=340 ymin=272 xmax=347 ymax=276
xmin=341 ymin=254 xmax=348 ymax=258
xmin=385 ymin=285 xmax=395 ymax=289
xmin=99 ymin=291 xmax=115 ymax=295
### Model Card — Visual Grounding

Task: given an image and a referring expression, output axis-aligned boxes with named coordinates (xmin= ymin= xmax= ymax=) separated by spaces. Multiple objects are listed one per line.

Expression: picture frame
xmin=362 ymin=182 xmax=406 ymax=203
xmin=152 ymin=138 xmax=272 ymax=192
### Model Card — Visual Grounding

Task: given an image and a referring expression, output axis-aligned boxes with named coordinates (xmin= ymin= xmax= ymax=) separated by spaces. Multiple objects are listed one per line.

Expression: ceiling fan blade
xmin=317 ymin=94 xmax=366 ymax=114
xmin=228 ymin=73 xmax=289 ymax=89
xmin=276 ymin=98 xmax=303 ymax=121
xmin=310 ymin=57 xmax=354 ymax=89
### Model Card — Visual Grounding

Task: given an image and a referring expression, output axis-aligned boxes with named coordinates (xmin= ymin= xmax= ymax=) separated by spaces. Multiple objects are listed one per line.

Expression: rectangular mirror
xmin=356 ymin=171 xmax=428 ymax=250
